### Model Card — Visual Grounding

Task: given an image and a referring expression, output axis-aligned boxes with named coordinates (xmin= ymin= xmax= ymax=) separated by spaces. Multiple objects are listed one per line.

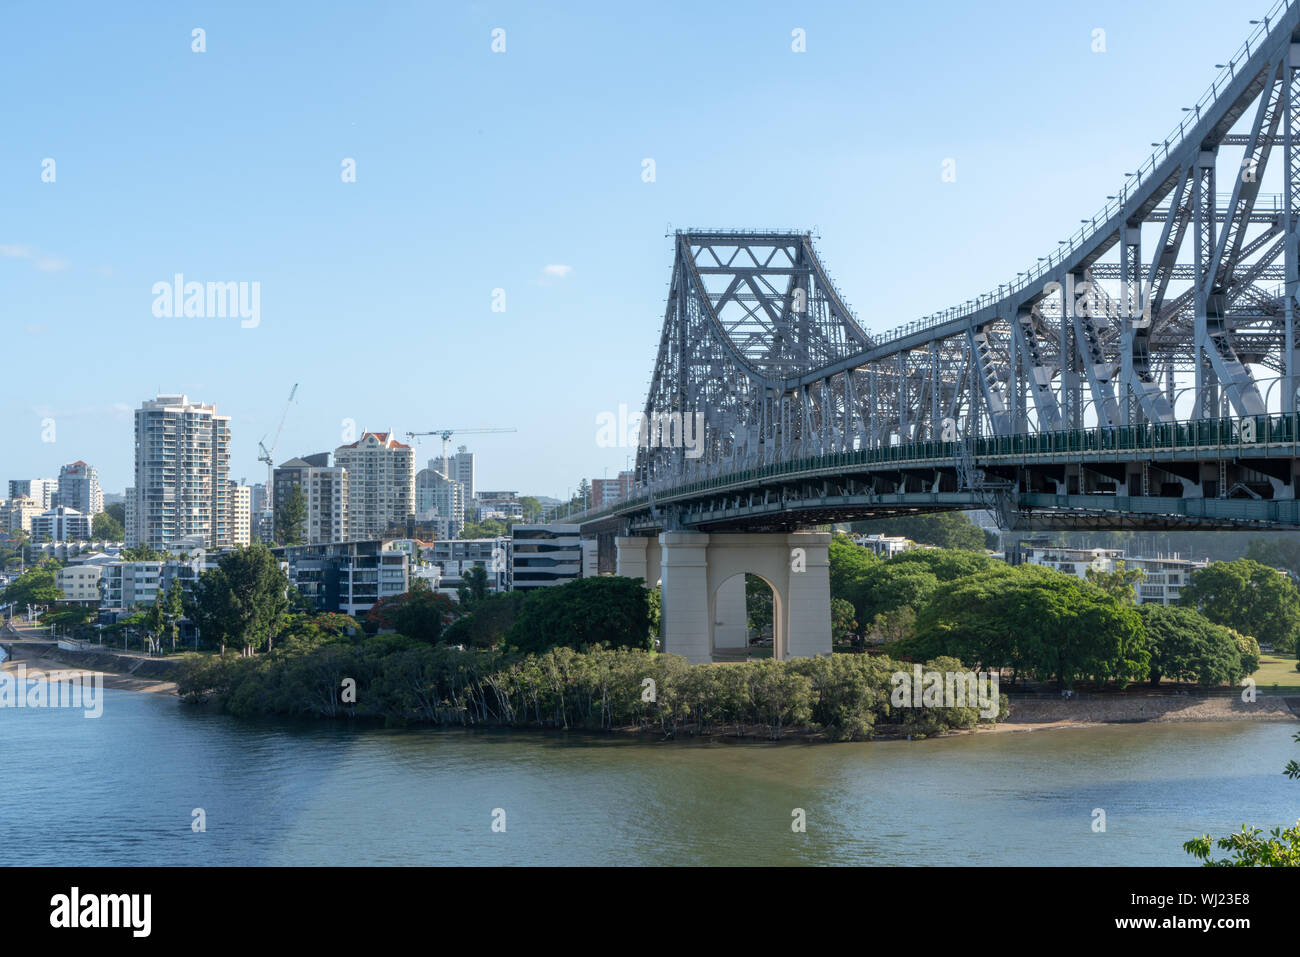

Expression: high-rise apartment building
xmin=127 ymin=394 xmax=232 ymax=550
xmin=8 ymin=479 xmax=58 ymax=509
xmin=53 ymin=461 xmax=103 ymax=516
xmin=0 ymin=496 xmax=43 ymax=535
xmin=450 ymin=446 xmax=475 ymax=501
xmin=273 ymin=457 xmax=348 ymax=544
xmin=230 ymin=482 xmax=252 ymax=546
xmin=416 ymin=462 xmax=465 ymax=538
xmin=333 ymin=432 xmax=414 ymax=540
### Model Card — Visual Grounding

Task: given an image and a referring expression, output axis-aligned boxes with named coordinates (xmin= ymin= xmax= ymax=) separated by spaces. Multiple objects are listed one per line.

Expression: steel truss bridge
xmin=579 ymin=1 xmax=1300 ymax=537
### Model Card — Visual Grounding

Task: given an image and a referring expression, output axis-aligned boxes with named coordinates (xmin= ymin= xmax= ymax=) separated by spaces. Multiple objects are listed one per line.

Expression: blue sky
xmin=0 ymin=0 xmax=1268 ymax=497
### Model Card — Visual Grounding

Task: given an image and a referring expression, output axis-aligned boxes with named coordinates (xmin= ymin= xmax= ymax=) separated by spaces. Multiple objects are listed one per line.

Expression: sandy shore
xmin=1 ymin=644 xmax=178 ymax=694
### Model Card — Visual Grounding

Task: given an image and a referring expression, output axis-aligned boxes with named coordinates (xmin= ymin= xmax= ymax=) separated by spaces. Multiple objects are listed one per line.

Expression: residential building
xmin=53 ymin=462 xmax=103 ymax=516
xmin=31 ymin=506 xmax=92 ymax=543
xmin=509 ymin=523 xmax=584 ymax=590
xmin=474 ymin=490 xmax=522 ymax=522
xmin=334 ymin=432 xmax=414 ymax=541
xmin=450 ymin=447 xmax=475 ymax=501
xmin=230 ymin=482 xmax=252 ymax=546
xmin=415 ymin=463 xmax=464 ymax=538
xmin=852 ymin=533 xmax=915 ymax=559
xmin=56 ymin=561 xmax=109 ymax=603
xmin=417 ymin=537 xmax=510 ymax=595
xmin=274 ymin=457 xmax=348 ymax=544
xmin=8 ymin=479 xmax=58 ymax=509
xmin=591 ymin=470 xmax=636 ymax=508
xmin=273 ymin=540 xmax=409 ymax=616
xmin=1004 ymin=539 xmax=1209 ymax=605
xmin=127 ymin=394 xmax=232 ymax=550
xmin=0 ymin=496 xmax=43 ymax=534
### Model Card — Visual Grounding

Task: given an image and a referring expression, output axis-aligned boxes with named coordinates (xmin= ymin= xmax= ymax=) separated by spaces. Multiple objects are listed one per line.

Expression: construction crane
xmin=257 ymin=383 xmax=299 ymax=510
xmin=405 ymin=427 xmax=517 ymax=477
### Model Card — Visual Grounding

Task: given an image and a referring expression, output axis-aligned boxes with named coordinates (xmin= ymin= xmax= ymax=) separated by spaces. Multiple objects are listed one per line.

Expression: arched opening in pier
xmin=710 ymin=572 xmax=781 ymax=662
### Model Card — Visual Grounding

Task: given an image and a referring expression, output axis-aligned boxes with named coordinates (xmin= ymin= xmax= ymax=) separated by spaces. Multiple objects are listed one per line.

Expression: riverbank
xmin=0 ymin=641 xmax=180 ymax=694
xmin=6 ymin=639 xmax=1294 ymax=735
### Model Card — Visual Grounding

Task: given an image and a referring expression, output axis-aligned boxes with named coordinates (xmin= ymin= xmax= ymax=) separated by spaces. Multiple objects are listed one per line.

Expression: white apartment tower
xmin=230 ymin=482 xmax=252 ymax=546
xmin=54 ymin=461 xmax=104 ymax=516
xmin=127 ymin=394 xmax=232 ymax=549
xmin=333 ymin=432 xmax=414 ymax=540
xmin=451 ymin=446 xmax=475 ymax=501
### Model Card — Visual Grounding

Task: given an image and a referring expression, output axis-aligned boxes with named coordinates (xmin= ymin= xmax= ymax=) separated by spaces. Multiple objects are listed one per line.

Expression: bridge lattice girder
xmin=637 ymin=3 xmax=1300 ymax=501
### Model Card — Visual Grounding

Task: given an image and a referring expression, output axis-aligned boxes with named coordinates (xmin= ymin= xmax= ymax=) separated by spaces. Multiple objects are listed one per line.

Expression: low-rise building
xmin=31 ymin=506 xmax=92 ymax=543
xmin=1004 ymin=539 xmax=1208 ymax=605
xmin=851 ymin=533 xmax=915 ymax=559
xmin=273 ymin=540 xmax=409 ymax=616
xmin=509 ymin=524 xmax=583 ymax=591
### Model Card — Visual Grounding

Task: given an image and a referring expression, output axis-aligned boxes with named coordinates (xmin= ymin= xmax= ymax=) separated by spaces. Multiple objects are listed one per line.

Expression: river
xmin=0 ymin=654 xmax=1296 ymax=865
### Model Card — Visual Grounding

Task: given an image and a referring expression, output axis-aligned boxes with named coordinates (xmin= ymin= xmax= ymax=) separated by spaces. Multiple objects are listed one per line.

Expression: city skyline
xmin=0 ymin=0 xmax=1259 ymax=496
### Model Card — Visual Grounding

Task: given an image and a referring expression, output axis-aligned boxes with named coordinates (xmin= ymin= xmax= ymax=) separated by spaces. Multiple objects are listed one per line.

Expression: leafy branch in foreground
xmin=1184 ymin=731 xmax=1300 ymax=866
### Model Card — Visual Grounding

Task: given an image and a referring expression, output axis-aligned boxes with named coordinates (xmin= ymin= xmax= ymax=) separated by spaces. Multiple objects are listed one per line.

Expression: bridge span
xmin=573 ymin=2 xmax=1300 ymax=663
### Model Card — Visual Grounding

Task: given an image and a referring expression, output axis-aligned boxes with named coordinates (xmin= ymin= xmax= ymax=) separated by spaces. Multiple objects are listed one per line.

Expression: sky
xmin=0 ymin=0 xmax=1274 ymax=498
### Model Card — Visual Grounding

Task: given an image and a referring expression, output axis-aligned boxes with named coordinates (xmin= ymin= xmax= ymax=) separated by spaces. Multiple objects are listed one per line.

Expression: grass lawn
xmin=1252 ymin=652 xmax=1300 ymax=692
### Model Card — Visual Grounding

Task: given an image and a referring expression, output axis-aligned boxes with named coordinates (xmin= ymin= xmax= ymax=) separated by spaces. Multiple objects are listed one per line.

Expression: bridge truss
xmin=613 ymin=2 xmax=1300 ymax=532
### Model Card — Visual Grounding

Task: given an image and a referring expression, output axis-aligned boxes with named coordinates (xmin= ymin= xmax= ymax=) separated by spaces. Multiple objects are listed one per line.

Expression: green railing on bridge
xmin=576 ymin=411 xmax=1300 ymax=523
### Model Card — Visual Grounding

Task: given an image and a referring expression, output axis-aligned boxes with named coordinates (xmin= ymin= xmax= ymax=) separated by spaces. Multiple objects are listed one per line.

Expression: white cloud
xmin=0 ymin=244 xmax=31 ymax=258
xmin=2 ymin=242 xmax=70 ymax=272
xmin=542 ymin=264 xmax=573 ymax=278
xmin=34 ymin=257 xmax=70 ymax=273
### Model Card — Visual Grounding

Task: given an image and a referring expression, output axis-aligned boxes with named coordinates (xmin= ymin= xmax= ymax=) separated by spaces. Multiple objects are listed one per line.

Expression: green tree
xmin=518 ymin=496 xmax=544 ymax=522
xmin=91 ymin=511 xmax=125 ymax=541
xmin=508 ymin=576 xmax=653 ymax=655
xmin=1138 ymin=604 xmax=1245 ymax=686
xmin=275 ymin=485 xmax=308 ymax=546
xmin=1085 ymin=561 xmax=1145 ymax=604
xmin=849 ymin=512 xmax=986 ymax=550
xmin=122 ymin=544 xmax=166 ymax=561
xmin=830 ymin=597 xmax=857 ymax=644
xmin=163 ymin=577 xmax=185 ymax=652
xmin=829 ymin=535 xmax=879 ymax=601
xmin=1 ymin=566 xmax=63 ymax=609
xmin=1180 ymin=559 xmax=1300 ymax=652
xmin=185 ymin=545 xmax=290 ymax=655
xmin=460 ymin=519 xmax=508 ymax=539
xmin=366 ymin=578 xmax=456 ymax=644
xmin=457 ymin=564 xmax=490 ymax=607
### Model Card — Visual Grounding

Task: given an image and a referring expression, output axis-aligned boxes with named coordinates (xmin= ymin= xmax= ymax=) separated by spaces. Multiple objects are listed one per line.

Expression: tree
xmin=103 ymin=502 xmax=126 ymax=527
xmin=163 ymin=578 xmax=185 ymax=652
xmin=849 ymin=512 xmax=987 ymax=550
xmin=457 ymin=565 xmax=490 ymax=607
xmin=1180 ymin=559 xmax=1300 ymax=652
xmin=460 ymin=519 xmax=508 ymax=539
xmin=830 ymin=598 xmax=857 ymax=644
xmin=91 ymin=511 xmax=124 ymax=541
xmin=1086 ymin=561 xmax=1145 ymax=604
xmin=275 ymin=486 xmax=308 ymax=546
xmin=1138 ymin=604 xmax=1245 ymax=686
xmin=508 ymin=576 xmax=653 ymax=655
xmin=366 ymin=579 xmax=456 ymax=644
xmin=1 ymin=566 xmax=63 ymax=609
xmin=1185 ymin=731 xmax=1300 ymax=866
xmin=829 ymin=535 xmax=879 ymax=601
xmin=910 ymin=564 xmax=1148 ymax=689
xmin=122 ymin=544 xmax=166 ymax=561
xmin=185 ymin=545 xmax=290 ymax=655
xmin=518 ymin=496 xmax=544 ymax=522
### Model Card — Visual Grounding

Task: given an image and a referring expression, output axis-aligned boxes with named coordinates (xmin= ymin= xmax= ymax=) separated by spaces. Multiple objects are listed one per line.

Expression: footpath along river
xmin=0 ymin=644 xmax=1296 ymax=865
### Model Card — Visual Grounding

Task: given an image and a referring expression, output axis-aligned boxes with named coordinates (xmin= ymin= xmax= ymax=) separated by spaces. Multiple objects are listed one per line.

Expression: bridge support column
xmin=712 ymin=573 xmax=749 ymax=649
xmin=784 ymin=532 xmax=833 ymax=659
xmin=616 ymin=535 xmax=661 ymax=586
xmin=659 ymin=532 xmax=711 ymax=664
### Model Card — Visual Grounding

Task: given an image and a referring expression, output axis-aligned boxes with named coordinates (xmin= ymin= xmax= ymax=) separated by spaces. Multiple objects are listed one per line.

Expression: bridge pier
xmin=617 ymin=531 xmax=832 ymax=664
